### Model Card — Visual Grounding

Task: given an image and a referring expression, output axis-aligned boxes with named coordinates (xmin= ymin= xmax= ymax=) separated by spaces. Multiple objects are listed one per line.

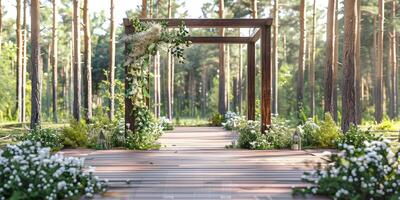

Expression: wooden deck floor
xmin=63 ymin=127 xmax=328 ymax=200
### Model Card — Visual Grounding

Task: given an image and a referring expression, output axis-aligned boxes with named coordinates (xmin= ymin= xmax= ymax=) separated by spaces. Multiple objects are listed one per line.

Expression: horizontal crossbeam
xmin=187 ymin=36 xmax=252 ymax=44
xmin=123 ymin=18 xmax=273 ymax=28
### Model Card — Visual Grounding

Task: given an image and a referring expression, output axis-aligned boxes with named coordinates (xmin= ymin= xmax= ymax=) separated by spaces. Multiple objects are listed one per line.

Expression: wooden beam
xmin=187 ymin=36 xmax=251 ymax=44
xmin=250 ymin=29 xmax=261 ymax=42
xmin=124 ymin=18 xmax=273 ymax=28
xmin=247 ymin=42 xmax=256 ymax=120
xmin=261 ymin=26 xmax=272 ymax=133
xmin=124 ymin=19 xmax=135 ymax=135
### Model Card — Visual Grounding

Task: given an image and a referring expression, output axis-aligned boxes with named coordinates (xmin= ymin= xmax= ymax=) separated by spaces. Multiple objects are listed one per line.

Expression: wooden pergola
xmin=123 ymin=18 xmax=273 ymax=133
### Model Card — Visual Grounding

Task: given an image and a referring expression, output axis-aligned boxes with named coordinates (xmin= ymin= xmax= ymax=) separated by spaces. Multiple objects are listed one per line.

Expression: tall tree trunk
xmin=272 ymin=0 xmax=279 ymax=115
xmin=309 ymin=0 xmax=316 ymax=116
xmin=389 ymin=0 xmax=397 ymax=119
xmin=324 ymin=0 xmax=336 ymax=116
xmin=375 ymin=0 xmax=384 ymax=123
xmin=0 ymin=0 xmax=2 ymax=54
xmin=109 ymin=0 xmax=115 ymax=120
xmin=83 ymin=0 xmax=92 ymax=121
xmin=141 ymin=0 xmax=147 ymax=18
xmin=251 ymin=0 xmax=257 ymax=19
xmin=218 ymin=0 xmax=226 ymax=115
xmin=297 ymin=0 xmax=306 ymax=114
xmin=16 ymin=0 xmax=22 ymax=122
xmin=52 ymin=0 xmax=58 ymax=122
xmin=30 ymin=0 xmax=41 ymax=129
xmin=73 ymin=0 xmax=81 ymax=121
xmin=342 ymin=0 xmax=357 ymax=132
xmin=166 ymin=0 xmax=173 ymax=120
xmin=355 ymin=0 xmax=361 ymax=124
xmin=333 ymin=0 xmax=339 ymax=121
xmin=21 ymin=0 xmax=27 ymax=122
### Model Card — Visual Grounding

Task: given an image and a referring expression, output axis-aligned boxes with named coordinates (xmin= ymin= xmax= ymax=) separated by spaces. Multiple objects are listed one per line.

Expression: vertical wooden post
xmin=123 ymin=19 xmax=135 ymax=135
xmin=247 ymin=42 xmax=255 ymax=120
xmin=261 ymin=25 xmax=272 ymax=133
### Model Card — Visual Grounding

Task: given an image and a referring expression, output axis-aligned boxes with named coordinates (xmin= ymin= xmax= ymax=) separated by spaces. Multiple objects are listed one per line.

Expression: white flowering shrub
xmin=159 ymin=117 xmax=174 ymax=131
xmin=0 ymin=141 xmax=105 ymax=200
xmin=237 ymin=118 xmax=292 ymax=150
xmin=18 ymin=128 xmax=64 ymax=151
xmin=222 ymin=111 xmax=245 ymax=130
xmin=297 ymin=118 xmax=320 ymax=147
xmin=293 ymin=138 xmax=400 ymax=199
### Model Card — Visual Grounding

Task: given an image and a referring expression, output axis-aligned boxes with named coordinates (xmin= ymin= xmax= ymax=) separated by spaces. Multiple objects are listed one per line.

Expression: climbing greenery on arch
xmin=123 ymin=18 xmax=190 ymax=149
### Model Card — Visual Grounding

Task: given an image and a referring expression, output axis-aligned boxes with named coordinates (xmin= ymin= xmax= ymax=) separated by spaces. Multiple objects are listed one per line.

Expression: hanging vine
xmin=123 ymin=18 xmax=189 ymax=146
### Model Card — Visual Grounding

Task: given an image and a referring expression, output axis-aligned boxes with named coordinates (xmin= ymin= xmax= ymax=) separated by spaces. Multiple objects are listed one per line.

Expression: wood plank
xmin=261 ymin=25 xmax=272 ymax=132
xmin=247 ymin=43 xmax=256 ymax=120
xmin=124 ymin=18 xmax=273 ymax=28
xmin=187 ymin=36 xmax=251 ymax=44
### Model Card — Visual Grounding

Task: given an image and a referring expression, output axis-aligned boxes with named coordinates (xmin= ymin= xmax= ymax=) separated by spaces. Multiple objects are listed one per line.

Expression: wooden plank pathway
xmin=63 ymin=127 xmax=328 ymax=200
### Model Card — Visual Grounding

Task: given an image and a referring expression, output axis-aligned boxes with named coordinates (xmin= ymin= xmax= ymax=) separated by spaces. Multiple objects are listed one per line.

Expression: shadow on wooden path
xmin=63 ymin=127 xmax=328 ymax=200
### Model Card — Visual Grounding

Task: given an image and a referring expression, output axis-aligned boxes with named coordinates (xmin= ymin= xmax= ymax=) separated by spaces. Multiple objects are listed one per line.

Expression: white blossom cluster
xmin=299 ymin=139 xmax=400 ymax=199
xmin=223 ymin=111 xmax=245 ymax=130
xmin=0 ymin=141 xmax=106 ymax=199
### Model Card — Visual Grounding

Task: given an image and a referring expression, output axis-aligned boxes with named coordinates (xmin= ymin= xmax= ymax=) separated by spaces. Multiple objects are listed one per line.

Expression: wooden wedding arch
xmin=123 ymin=18 xmax=273 ymax=133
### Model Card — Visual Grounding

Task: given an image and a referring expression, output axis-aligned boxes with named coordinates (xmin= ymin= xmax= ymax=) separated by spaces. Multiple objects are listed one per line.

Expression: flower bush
xmin=18 ymin=128 xmax=63 ymax=151
xmin=125 ymin=106 xmax=163 ymax=150
xmin=159 ymin=116 xmax=174 ymax=131
xmin=294 ymin=138 xmax=400 ymax=199
xmin=237 ymin=118 xmax=291 ymax=150
xmin=222 ymin=111 xmax=244 ymax=130
xmin=0 ymin=141 xmax=105 ymax=199
xmin=297 ymin=118 xmax=320 ymax=148
xmin=315 ymin=113 xmax=340 ymax=148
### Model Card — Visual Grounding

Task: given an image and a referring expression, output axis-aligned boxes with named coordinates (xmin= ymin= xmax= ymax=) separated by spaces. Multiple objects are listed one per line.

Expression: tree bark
xmin=333 ymin=0 xmax=339 ymax=121
xmin=0 ymin=0 xmax=2 ymax=54
xmin=73 ymin=0 xmax=81 ymax=121
xmin=251 ymin=0 xmax=257 ymax=19
xmin=226 ymin=44 xmax=230 ymax=110
xmin=342 ymin=0 xmax=357 ymax=132
xmin=309 ymin=0 xmax=316 ymax=116
xmin=297 ymin=0 xmax=306 ymax=113
xmin=355 ymin=0 xmax=361 ymax=124
xmin=218 ymin=0 xmax=226 ymax=115
xmin=374 ymin=0 xmax=384 ymax=123
xmin=141 ymin=0 xmax=147 ymax=18
xmin=238 ymin=29 xmax=242 ymax=114
xmin=109 ymin=0 xmax=115 ymax=120
xmin=389 ymin=0 xmax=397 ymax=119
xmin=21 ymin=0 xmax=27 ymax=122
xmin=16 ymin=0 xmax=22 ymax=122
xmin=272 ymin=0 xmax=279 ymax=115
xmin=52 ymin=0 xmax=58 ymax=123
xmin=30 ymin=0 xmax=41 ymax=129
xmin=324 ymin=0 xmax=336 ymax=116
xmin=83 ymin=0 xmax=92 ymax=121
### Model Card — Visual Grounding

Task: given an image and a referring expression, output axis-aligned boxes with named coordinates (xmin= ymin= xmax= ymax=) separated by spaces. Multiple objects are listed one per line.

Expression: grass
xmin=173 ymin=118 xmax=211 ymax=127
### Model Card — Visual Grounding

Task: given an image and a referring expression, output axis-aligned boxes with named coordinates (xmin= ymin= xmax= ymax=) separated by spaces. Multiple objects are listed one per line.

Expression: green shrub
xmin=87 ymin=116 xmax=116 ymax=150
xmin=237 ymin=120 xmax=267 ymax=149
xmin=159 ymin=116 xmax=174 ymax=131
xmin=111 ymin=118 xmax=126 ymax=147
xmin=375 ymin=119 xmax=395 ymax=131
xmin=62 ymin=120 xmax=89 ymax=148
xmin=298 ymin=118 xmax=320 ymax=147
xmin=265 ymin=122 xmax=292 ymax=149
xmin=209 ymin=113 xmax=223 ymax=126
xmin=125 ymin=107 xmax=163 ymax=150
xmin=336 ymin=125 xmax=379 ymax=149
xmin=237 ymin=119 xmax=291 ymax=150
xmin=18 ymin=128 xmax=63 ymax=151
xmin=223 ymin=111 xmax=244 ymax=130
xmin=315 ymin=113 xmax=341 ymax=148
xmin=0 ymin=141 xmax=105 ymax=199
